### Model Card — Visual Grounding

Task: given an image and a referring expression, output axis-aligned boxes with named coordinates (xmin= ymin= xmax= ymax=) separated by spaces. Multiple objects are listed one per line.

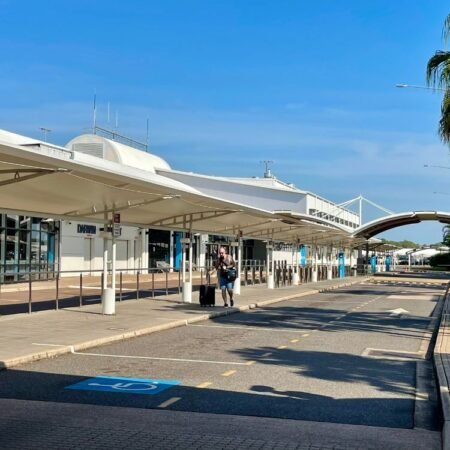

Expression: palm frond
xmin=443 ymin=13 xmax=450 ymax=44
xmin=426 ymin=51 xmax=450 ymax=87
xmin=439 ymin=88 xmax=450 ymax=143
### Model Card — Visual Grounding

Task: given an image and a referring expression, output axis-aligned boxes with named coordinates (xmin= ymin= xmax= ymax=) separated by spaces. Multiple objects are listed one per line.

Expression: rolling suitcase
xmin=199 ymin=284 xmax=215 ymax=307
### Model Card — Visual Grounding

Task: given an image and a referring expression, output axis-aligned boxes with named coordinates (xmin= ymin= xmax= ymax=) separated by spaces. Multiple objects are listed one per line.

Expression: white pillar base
xmin=268 ymin=274 xmax=274 ymax=289
xmin=293 ymin=272 xmax=299 ymax=285
xmin=312 ymin=270 xmax=318 ymax=283
xmin=327 ymin=266 xmax=332 ymax=280
xmin=234 ymin=277 xmax=241 ymax=295
xmin=102 ymin=288 xmax=116 ymax=315
xmin=182 ymin=281 xmax=192 ymax=303
xmin=352 ymin=268 xmax=358 ymax=277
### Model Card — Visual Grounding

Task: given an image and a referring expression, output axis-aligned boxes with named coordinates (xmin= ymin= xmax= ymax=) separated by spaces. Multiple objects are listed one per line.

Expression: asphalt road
xmin=0 ymin=283 xmax=443 ymax=429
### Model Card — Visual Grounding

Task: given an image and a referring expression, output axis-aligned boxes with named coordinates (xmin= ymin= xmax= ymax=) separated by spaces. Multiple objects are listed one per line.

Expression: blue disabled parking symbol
xmin=65 ymin=375 xmax=180 ymax=395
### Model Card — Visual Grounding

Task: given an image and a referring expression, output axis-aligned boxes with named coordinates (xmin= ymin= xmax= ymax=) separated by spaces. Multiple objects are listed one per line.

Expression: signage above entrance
xmin=77 ymin=224 xmax=97 ymax=234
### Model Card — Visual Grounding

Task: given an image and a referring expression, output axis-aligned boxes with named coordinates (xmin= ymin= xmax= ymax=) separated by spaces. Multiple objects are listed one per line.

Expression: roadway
xmin=0 ymin=280 xmax=443 ymax=449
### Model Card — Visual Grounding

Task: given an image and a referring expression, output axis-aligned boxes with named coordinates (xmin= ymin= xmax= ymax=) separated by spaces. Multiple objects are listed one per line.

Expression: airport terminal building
xmin=0 ymin=129 xmax=360 ymax=282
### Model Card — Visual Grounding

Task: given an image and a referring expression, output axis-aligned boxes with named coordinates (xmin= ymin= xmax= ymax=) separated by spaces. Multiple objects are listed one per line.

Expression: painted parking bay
xmin=66 ymin=375 xmax=180 ymax=395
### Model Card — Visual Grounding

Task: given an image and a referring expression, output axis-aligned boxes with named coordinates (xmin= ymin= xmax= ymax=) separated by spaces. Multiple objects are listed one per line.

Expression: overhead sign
xmin=65 ymin=375 xmax=180 ymax=395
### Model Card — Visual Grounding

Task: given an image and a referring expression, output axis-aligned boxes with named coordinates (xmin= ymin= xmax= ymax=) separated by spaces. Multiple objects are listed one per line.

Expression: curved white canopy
xmin=0 ymin=131 xmax=354 ymax=245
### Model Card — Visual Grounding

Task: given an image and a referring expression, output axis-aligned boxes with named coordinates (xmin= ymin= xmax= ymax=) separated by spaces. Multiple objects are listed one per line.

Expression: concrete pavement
xmin=1 ymin=272 xmax=449 ymax=450
xmin=0 ymin=276 xmax=370 ymax=369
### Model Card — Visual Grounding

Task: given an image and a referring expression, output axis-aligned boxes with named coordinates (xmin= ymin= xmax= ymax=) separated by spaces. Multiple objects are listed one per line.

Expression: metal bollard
xmin=119 ymin=272 xmax=123 ymax=301
xmin=28 ymin=276 xmax=32 ymax=314
xmin=152 ymin=271 xmax=155 ymax=298
xmin=137 ymin=271 xmax=140 ymax=300
xmin=165 ymin=271 xmax=169 ymax=295
xmin=56 ymin=276 xmax=59 ymax=311
xmin=79 ymin=273 xmax=83 ymax=307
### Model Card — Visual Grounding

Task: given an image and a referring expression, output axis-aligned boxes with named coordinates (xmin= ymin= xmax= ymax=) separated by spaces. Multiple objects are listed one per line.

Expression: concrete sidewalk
xmin=0 ymin=276 xmax=369 ymax=370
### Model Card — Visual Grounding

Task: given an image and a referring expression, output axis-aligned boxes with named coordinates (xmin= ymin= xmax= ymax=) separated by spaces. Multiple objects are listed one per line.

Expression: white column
xmin=312 ymin=244 xmax=318 ymax=282
xmin=234 ymin=238 xmax=241 ymax=295
xmin=182 ymin=235 xmax=192 ymax=303
xmin=327 ymin=246 xmax=333 ymax=280
xmin=141 ymin=228 xmax=146 ymax=270
xmin=267 ymin=242 xmax=274 ymax=289
xmin=293 ymin=242 xmax=299 ymax=285
xmin=169 ymin=231 xmax=174 ymax=270
xmin=102 ymin=217 xmax=115 ymax=315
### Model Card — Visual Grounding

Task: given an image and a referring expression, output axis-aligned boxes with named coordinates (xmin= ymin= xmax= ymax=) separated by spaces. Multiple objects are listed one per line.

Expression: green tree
xmin=426 ymin=13 xmax=450 ymax=143
xmin=443 ymin=224 xmax=450 ymax=246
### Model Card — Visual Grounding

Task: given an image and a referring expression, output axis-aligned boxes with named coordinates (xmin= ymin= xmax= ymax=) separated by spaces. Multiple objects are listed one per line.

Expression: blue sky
xmin=1 ymin=0 xmax=449 ymax=244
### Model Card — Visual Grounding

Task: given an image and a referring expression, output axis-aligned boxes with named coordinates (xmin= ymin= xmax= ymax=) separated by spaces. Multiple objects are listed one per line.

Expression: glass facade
xmin=0 ymin=214 xmax=59 ymax=283
xmin=148 ymin=229 xmax=171 ymax=269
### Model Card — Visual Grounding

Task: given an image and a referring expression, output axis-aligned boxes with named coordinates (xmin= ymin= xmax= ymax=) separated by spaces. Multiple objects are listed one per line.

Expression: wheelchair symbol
xmin=88 ymin=381 xmax=159 ymax=391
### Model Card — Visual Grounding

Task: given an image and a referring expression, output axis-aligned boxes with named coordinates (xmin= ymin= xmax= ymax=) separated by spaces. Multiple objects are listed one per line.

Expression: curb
xmin=433 ymin=283 xmax=450 ymax=450
xmin=0 ymin=278 xmax=366 ymax=370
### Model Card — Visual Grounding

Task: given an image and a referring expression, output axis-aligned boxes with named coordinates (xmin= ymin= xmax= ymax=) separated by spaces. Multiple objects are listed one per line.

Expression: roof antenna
xmin=146 ymin=118 xmax=149 ymax=151
xmin=92 ymin=90 xmax=97 ymax=133
xmin=262 ymin=160 xmax=274 ymax=178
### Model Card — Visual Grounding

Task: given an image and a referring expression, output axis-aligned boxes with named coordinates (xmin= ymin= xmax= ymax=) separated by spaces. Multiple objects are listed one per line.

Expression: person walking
xmin=215 ymin=246 xmax=236 ymax=307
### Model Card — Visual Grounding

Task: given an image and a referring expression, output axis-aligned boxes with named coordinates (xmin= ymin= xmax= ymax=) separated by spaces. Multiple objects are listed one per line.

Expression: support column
xmin=292 ymin=241 xmax=299 ymax=285
xmin=233 ymin=237 xmax=241 ymax=295
xmin=267 ymin=241 xmax=274 ymax=289
xmin=312 ymin=243 xmax=318 ymax=282
xmin=327 ymin=246 xmax=333 ymax=280
xmin=102 ymin=213 xmax=115 ymax=315
xmin=181 ymin=233 xmax=192 ymax=303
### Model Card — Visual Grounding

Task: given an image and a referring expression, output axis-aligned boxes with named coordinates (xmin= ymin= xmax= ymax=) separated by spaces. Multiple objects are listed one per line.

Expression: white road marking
xmin=188 ymin=324 xmax=309 ymax=334
xmin=222 ymin=370 xmax=236 ymax=377
xmin=158 ymin=397 xmax=181 ymax=408
xmin=71 ymin=349 xmax=250 ymax=366
xmin=197 ymin=382 xmax=212 ymax=388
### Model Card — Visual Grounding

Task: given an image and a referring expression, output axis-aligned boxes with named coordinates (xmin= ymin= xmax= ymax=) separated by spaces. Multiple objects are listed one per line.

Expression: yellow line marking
xmin=222 ymin=370 xmax=237 ymax=377
xmin=157 ymin=397 xmax=181 ymax=408
xmin=302 ymin=334 xmax=310 ymax=337
xmin=290 ymin=339 xmax=299 ymax=343
xmin=278 ymin=345 xmax=287 ymax=349
xmin=245 ymin=360 xmax=256 ymax=365
xmin=261 ymin=352 xmax=272 ymax=357
xmin=197 ymin=382 xmax=212 ymax=388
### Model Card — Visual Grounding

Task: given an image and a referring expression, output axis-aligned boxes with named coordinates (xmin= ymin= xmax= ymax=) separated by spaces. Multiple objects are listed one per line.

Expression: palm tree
xmin=426 ymin=14 xmax=450 ymax=143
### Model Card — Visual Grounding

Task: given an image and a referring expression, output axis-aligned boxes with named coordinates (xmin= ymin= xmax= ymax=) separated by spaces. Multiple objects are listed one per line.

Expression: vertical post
xmin=136 ymin=271 xmax=140 ymax=299
xmin=165 ymin=271 xmax=169 ymax=295
xmin=233 ymin=236 xmax=241 ymax=295
xmin=181 ymin=231 xmax=192 ymax=303
xmin=119 ymin=271 xmax=123 ymax=301
xmin=267 ymin=238 xmax=274 ymax=289
xmin=79 ymin=273 xmax=83 ymax=307
xmin=293 ymin=241 xmax=299 ymax=286
xmin=152 ymin=271 xmax=155 ymax=298
xmin=55 ymin=275 xmax=59 ymax=311
xmin=28 ymin=275 xmax=32 ymax=314
xmin=312 ymin=243 xmax=318 ymax=282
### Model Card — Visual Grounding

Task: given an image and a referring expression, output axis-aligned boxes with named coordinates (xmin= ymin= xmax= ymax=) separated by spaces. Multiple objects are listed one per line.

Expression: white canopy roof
xmin=0 ymin=130 xmax=357 ymax=245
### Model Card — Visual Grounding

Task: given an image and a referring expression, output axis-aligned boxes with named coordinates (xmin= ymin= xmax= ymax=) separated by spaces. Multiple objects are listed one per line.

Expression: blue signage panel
xmin=66 ymin=375 xmax=180 ymax=395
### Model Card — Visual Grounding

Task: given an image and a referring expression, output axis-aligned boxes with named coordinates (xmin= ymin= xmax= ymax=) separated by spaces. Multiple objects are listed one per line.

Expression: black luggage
xmin=199 ymin=284 xmax=215 ymax=307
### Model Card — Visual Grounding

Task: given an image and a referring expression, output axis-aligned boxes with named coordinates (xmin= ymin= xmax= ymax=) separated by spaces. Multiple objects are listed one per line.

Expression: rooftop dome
xmin=66 ymin=133 xmax=171 ymax=173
